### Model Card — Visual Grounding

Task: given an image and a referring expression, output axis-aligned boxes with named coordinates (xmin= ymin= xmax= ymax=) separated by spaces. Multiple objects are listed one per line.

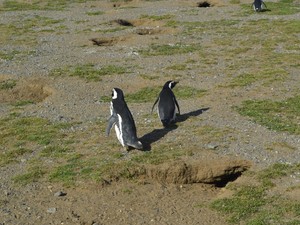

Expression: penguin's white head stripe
xmin=169 ymin=81 xmax=175 ymax=89
xmin=112 ymin=89 xmax=118 ymax=99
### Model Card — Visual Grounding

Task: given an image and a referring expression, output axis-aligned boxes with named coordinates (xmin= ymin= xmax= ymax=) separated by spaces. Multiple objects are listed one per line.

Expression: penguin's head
xmin=164 ymin=80 xmax=178 ymax=89
xmin=111 ymin=88 xmax=124 ymax=101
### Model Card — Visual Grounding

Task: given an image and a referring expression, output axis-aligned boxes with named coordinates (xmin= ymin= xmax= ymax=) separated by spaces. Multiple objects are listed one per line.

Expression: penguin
xmin=151 ymin=81 xmax=180 ymax=127
xmin=106 ymin=88 xmax=143 ymax=150
xmin=252 ymin=0 xmax=267 ymax=12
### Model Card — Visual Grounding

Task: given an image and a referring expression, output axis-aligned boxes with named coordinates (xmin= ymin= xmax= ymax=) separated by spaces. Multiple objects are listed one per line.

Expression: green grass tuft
xmin=86 ymin=11 xmax=104 ymax=16
xmin=12 ymin=100 xmax=35 ymax=107
xmin=258 ymin=163 xmax=300 ymax=187
xmin=1 ymin=0 xmax=98 ymax=11
xmin=236 ymin=95 xmax=300 ymax=134
xmin=139 ymin=43 xmax=201 ymax=56
xmin=228 ymin=68 xmax=288 ymax=87
xmin=13 ymin=165 xmax=45 ymax=185
xmin=0 ymin=79 xmax=17 ymax=90
xmin=211 ymin=163 xmax=300 ymax=224
xmin=211 ymin=185 xmax=267 ymax=223
xmin=0 ymin=148 xmax=32 ymax=166
xmin=140 ymin=14 xmax=175 ymax=20
xmin=50 ymin=64 xmax=128 ymax=81
xmin=49 ymin=153 xmax=83 ymax=186
xmin=40 ymin=145 xmax=70 ymax=158
xmin=0 ymin=115 xmax=74 ymax=167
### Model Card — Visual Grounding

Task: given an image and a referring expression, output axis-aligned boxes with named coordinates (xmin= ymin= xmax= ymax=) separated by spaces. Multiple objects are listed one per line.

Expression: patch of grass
xmin=131 ymin=148 xmax=184 ymax=164
xmin=13 ymin=164 xmax=45 ymax=185
xmin=265 ymin=141 xmax=297 ymax=152
xmin=12 ymin=100 xmax=35 ymax=107
xmin=1 ymin=0 xmax=97 ymax=11
xmin=139 ymin=74 xmax=160 ymax=80
xmin=236 ymin=95 xmax=300 ymax=135
xmin=211 ymin=185 xmax=267 ymax=223
xmin=182 ymin=20 xmax=240 ymax=36
xmin=174 ymin=86 xmax=207 ymax=99
xmin=50 ymin=64 xmax=128 ymax=81
xmin=139 ymin=43 xmax=201 ymax=56
xmin=258 ymin=163 xmax=300 ymax=187
xmin=49 ymin=153 xmax=83 ymax=186
xmin=166 ymin=64 xmax=187 ymax=71
xmin=49 ymin=163 xmax=77 ymax=185
xmin=241 ymin=0 xmax=300 ymax=15
xmin=211 ymin=163 xmax=300 ymax=224
xmin=180 ymin=18 xmax=299 ymax=88
xmin=100 ymin=86 xmax=206 ymax=103
xmin=126 ymin=87 xmax=161 ymax=103
xmin=0 ymin=147 xmax=32 ymax=166
xmin=0 ymin=79 xmax=17 ymax=90
xmin=230 ymin=0 xmax=240 ymax=4
xmin=40 ymin=145 xmax=70 ymax=158
xmin=0 ymin=15 xmax=65 ymax=47
xmin=0 ymin=115 xmax=74 ymax=166
xmin=192 ymin=125 xmax=233 ymax=147
xmin=228 ymin=68 xmax=288 ymax=87
xmin=140 ymin=14 xmax=175 ymax=20
xmin=86 ymin=11 xmax=104 ymax=16
xmin=0 ymin=50 xmax=21 ymax=61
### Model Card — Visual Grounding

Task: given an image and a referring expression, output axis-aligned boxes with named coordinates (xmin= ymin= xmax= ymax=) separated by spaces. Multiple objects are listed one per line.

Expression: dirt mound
xmin=90 ymin=17 xmax=177 ymax=46
xmin=138 ymin=158 xmax=251 ymax=186
xmin=0 ymin=75 xmax=52 ymax=104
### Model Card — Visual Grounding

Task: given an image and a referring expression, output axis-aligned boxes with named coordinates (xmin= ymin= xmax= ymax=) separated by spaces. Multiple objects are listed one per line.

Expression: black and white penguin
xmin=252 ymin=0 xmax=267 ymax=12
xmin=151 ymin=81 xmax=180 ymax=127
xmin=106 ymin=88 xmax=143 ymax=150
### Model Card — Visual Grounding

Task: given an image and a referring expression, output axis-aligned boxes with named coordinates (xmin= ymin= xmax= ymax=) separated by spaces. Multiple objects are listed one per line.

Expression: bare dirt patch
xmin=0 ymin=75 xmax=52 ymax=104
xmin=144 ymin=158 xmax=251 ymax=185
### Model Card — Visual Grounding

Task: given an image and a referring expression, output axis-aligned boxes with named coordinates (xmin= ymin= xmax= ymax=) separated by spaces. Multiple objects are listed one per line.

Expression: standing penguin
xmin=252 ymin=0 xmax=267 ymax=12
xmin=151 ymin=81 xmax=180 ymax=127
xmin=106 ymin=88 xmax=143 ymax=150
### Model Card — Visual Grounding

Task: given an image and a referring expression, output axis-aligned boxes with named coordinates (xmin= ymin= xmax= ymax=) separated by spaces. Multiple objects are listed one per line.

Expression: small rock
xmin=207 ymin=144 xmax=218 ymax=150
xmin=54 ymin=191 xmax=66 ymax=197
xmin=4 ymin=190 xmax=11 ymax=196
xmin=47 ymin=208 xmax=57 ymax=214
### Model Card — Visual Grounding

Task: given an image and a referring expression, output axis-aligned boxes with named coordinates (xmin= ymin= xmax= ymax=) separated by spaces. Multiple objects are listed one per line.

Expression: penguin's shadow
xmin=140 ymin=107 xmax=209 ymax=151
xmin=140 ymin=124 xmax=178 ymax=151
xmin=177 ymin=107 xmax=209 ymax=123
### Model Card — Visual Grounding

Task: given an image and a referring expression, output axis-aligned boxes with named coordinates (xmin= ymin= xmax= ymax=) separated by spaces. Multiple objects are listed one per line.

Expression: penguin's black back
xmin=156 ymin=81 xmax=179 ymax=127
xmin=158 ymin=88 xmax=176 ymax=120
xmin=111 ymin=88 xmax=139 ymax=144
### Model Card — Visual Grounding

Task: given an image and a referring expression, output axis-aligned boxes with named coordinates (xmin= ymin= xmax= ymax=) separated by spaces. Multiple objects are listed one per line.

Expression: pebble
xmin=47 ymin=208 xmax=57 ymax=214
xmin=3 ymin=190 xmax=11 ymax=196
xmin=207 ymin=144 xmax=218 ymax=150
xmin=54 ymin=191 xmax=67 ymax=197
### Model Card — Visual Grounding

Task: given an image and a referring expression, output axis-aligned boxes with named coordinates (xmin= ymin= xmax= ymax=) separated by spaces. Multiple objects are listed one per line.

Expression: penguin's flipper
xmin=262 ymin=1 xmax=267 ymax=9
xmin=174 ymin=97 xmax=180 ymax=115
xmin=106 ymin=115 xmax=117 ymax=136
xmin=151 ymin=97 xmax=159 ymax=114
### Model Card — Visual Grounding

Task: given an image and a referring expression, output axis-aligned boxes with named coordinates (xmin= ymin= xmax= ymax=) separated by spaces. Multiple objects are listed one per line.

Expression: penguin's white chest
xmin=114 ymin=114 xmax=124 ymax=147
